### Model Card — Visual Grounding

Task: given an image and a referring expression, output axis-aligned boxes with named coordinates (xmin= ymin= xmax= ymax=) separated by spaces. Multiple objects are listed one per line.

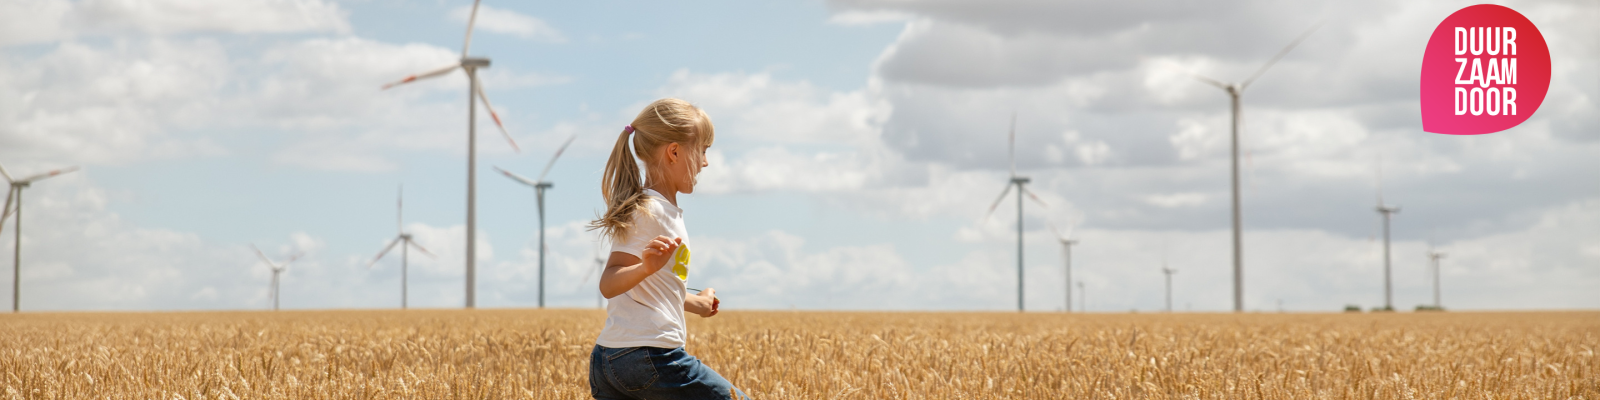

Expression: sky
xmin=0 ymin=0 xmax=1594 ymax=313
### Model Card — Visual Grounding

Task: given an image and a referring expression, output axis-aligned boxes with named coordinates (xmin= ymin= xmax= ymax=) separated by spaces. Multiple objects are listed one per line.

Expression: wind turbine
xmin=1076 ymin=281 xmax=1086 ymax=313
xmin=1161 ymin=263 xmax=1178 ymax=313
xmin=586 ymin=240 xmax=606 ymax=309
xmin=1428 ymin=247 xmax=1446 ymax=310
xmin=1 ymin=162 xmax=79 ymax=312
xmin=1375 ymin=158 xmax=1399 ymax=312
xmin=495 ymin=134 xmax=578 ymax=309
xmin=1192 ymin=25 xmax=1319 ymax=313
xmin=1046 ymin=220 xmax=1078 ymax=313
xmin=251 ymin=244 xmax=302 ymax=311
xmin=368 ymin=185 xmax=435 ymax=309
xmin=381 ymin=0 xmax=521 ymax=309
xmin=985 ymin=114 xmax=1048 ymax=312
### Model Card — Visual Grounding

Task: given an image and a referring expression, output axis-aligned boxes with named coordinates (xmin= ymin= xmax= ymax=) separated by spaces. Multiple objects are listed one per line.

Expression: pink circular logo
xmin=1420 ymin=4 xmax=1551 ymax=135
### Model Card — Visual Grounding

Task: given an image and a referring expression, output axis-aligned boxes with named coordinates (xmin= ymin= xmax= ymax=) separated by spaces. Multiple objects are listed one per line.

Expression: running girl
xmin=587 ymin=98 xmax=746 ymax=399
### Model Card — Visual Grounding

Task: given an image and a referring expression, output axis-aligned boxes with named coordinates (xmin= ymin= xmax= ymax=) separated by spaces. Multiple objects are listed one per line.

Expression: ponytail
xmin=590 ymin=126 xmax=652 ymax=242
xmin=589 ymin=98 xmax=715 ymax=242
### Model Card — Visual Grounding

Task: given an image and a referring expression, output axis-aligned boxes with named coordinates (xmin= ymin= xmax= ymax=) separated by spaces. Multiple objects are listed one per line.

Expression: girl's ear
xmin=664 ymin=142 xmax=681 ymax=165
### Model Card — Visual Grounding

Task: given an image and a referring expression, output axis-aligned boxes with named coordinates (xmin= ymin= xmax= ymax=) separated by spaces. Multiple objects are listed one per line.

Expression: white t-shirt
xmin=595 ymin=189 xmax=690 ymax=349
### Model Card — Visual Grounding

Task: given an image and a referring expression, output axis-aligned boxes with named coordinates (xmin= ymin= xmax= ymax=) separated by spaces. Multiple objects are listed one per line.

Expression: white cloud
xmin=449 ymin=4 xmax=565 ymax=43
xmin=659 ymin=70 xmax=890 ymax=147
xmin=0 ymin=0 xmax=350 ymax=46
xmin=1143 ymin=193 xmax=1207 ymax=208
xmin=0 ymin=38 xmax=232 ymax=165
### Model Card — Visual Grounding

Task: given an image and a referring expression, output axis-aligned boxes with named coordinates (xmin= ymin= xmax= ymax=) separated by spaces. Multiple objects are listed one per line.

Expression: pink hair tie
xmin=624 ymin=125 xmax=634 ymax=134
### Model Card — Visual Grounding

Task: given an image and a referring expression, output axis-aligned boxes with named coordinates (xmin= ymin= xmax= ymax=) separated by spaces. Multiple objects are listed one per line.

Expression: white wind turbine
xmin=1427 ymin=246 xmax=1446 ymax=310
xmin=1161 ymin=260 xmax=1178 ymax=313
xmin=1191 ymin=25 xmax=1319 ymax=313
xmin=985 ymin=114 xmax=1048 ymax=312
xmin=1374 ymin=157 xmax=1399 ymax=312
xmin=1045 ymin=219 xmax=1078 ymax=314
xmin=1077 ymin=281 xmax=1086 ymax=313
xmin=251 ymin=244 xmax=302 ymax=311
xmin=586 ymin=239 xmax=606 ymax=309
xmin=1 ymin=162 xmax=79 ymax=312
xmin=495 ymin=134 xmax=577 ymax=309
xmin=381 ymin=0 xmax=521 ymax=309
xmin=368 ymin=185 xmax=435 ymax=309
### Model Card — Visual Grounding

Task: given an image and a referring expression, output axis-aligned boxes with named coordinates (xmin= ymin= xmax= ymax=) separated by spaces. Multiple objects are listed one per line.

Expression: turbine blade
xmin=0 ymin=162 xmax=11 ymax=182
xmin=475 ymin=82 xmax=521 ymax=153
xmin=1045 ymin=218 xmax=1064 ymax=241
xmin=17 ymin=166 xmax=80 ymax=184
xmin=1008 ymin=113 xmax=1017 ymax=178
xmin=493 ymin=166 xmax=539 ymax=187
xmin=983 ymin=183 xmax=1014 ymax=219
xmin=1192 ymin=74 xmax=1229 ymax=89
xmin=1375 ymin=152 xmax=1384 ymax=206
xmin=396 ymin=184 xmax=404 ymax=234
xmin=251 ymin=244 xmax=274 ymax=264
xmin=369 ymin=236 xmax=403 ymax=268
xmin=1021 ymin=186 xmax=1049 ymax=209
xmin=535 ymin=134 xmax=579 ymax=183
xmin=406 ymin=238 xmax=436 ymax=258
xmin=462 ymin=0 xmax=482 ymax=58
xmin=0 ymin=188 xmax=13 ymax=237
xmin=381 ymin=64 xmax=460 ymax=90
xmin=1239 ymin=23 xmax=1323 ymax=90
xmin=286 ymin=252 xmax=303 ymax=264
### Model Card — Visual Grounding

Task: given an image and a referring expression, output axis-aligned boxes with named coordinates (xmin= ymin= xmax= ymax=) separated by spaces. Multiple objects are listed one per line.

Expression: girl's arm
xmin=599 ymin=236 xmax=681 ymax=299
xmin=684 ymin=288 xmax=719 ymax=318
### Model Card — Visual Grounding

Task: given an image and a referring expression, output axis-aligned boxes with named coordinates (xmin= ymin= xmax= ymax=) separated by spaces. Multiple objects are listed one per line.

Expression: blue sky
xmin=1 ymin=0 xmax=1596 ymax=313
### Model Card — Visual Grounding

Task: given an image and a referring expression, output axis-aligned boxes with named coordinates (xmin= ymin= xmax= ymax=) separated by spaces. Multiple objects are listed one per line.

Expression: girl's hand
xmin=639 ymin=236 xmax=682 ymax=274
xmin=686 ymin=288 xmax=719 ymax=318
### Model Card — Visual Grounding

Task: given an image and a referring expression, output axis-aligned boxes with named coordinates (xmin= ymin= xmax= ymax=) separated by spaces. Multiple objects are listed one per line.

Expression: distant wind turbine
xmin=985 ymin=114 xmax=1048 ymax=312
xmin=1375 ymin=157 xmax=1399 ymax=312
xmin=1077 ymin=281 xmax=1086 ymax=313
xmin=368 ymin=185 xmax=435 ymax=309
xmin=381 ymin=0 xmax=521 ymax=309
xmin=1 ymin=162 xmax=80 ymax=312
xmin=495 ymin=134 xmax=578 ymax=308
xmin=586 ymin=240 xmax=606 ymax=309
xmin=1162 ymin=262 xmax=1178 ymax=313
xmin=1428 ymin=247 xmax=1446 ymax=310
xmin=1046 ymin=219 xmax=1078 ymax=313
xmin=251 ymin=244 xmax=302 ymax=311
xmin=1192 ymin=25 xmax=1320 ymax=312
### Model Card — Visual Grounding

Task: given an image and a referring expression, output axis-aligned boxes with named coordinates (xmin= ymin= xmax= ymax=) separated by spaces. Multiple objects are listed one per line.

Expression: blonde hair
xmin=589 ymin=98 xmax=715 ymax=242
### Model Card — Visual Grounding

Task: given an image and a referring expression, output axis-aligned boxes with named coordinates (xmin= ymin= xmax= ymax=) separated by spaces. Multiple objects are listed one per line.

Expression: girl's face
xmin=659 ymin=141 xmax=710 ymax=194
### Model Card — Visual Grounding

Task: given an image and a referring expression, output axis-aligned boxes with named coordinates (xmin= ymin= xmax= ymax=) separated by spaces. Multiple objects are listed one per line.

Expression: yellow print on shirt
xmin=672 ymin=244 xmax=690 ymax=281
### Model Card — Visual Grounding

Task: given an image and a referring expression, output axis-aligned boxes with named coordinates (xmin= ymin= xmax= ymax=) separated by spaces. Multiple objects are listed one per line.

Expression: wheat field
xmin=1 ymin=309 xmax=1595 ymax=399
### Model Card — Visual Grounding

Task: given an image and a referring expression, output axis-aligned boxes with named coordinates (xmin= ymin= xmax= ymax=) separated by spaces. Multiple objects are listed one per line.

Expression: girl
xmin=587 ymin=98 xmax=746 ymax=399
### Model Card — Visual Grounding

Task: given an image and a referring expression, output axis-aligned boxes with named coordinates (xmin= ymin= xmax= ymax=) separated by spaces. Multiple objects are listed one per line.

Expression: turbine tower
xmin=985 ymin=114 xmax=1047 ymax=312
xmin=1 ymin=162 xmax=80 ymax=312
xmin=1046 ymin=220 xmax=1078 ymax=313
xmin=251 ymin=244 xmax=302 ymax=311
xmin=1192 ymin=25 xmax=1319 ymax=312
xmin=1428 ymin=247 xmax=1446 ymax=310
xmin=368 ymin=185 xmax=435 ymax=309
xmin=495 ymin=134 xmax=577 ymax=309
xmin=381 ymin=0 xmax=521 ymax=308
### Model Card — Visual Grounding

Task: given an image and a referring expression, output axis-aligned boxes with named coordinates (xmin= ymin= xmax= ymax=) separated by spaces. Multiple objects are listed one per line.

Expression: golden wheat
xmin=1 ymin=310 xmax=1595 ymax=399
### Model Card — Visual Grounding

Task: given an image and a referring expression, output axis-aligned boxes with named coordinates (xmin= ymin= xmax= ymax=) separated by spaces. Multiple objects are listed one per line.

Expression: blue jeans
xmin=590 ymin=345 xmax=749 ymax=400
